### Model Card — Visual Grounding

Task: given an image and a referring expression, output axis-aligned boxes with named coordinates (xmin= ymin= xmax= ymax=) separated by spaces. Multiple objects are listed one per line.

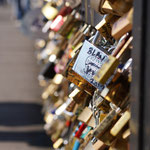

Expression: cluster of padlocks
xmin=34 ymin=0 xmax=133 ymax=149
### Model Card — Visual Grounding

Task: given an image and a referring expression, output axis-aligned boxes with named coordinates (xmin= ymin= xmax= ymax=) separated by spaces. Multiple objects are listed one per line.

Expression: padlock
xmin=70 ymin=24 xmax=88 ymax=47
xmin=122 ymin=129 xmax=130 ymax=139
xmin=53 ymin=138 xmax=64 ymax=149
xmin=94 ymin=35 xmax=133 ymax=85
xmin=110 ymin=110 xmax=130 ymax=137
xmin=93 ymin=110 xmax=117 ymax=138
xmin=55 ymin=24 xmax=95 ymax=74
xmin=112 ymin=8 xmax=133 ymax=40
xmin=90 ymin=0 xmax=132 ymax=16
xmin=101 ymin=0 xmax=132 ymax=16
xmin=58 ymin=10 xmax=82 ymax=36
xmin=66 ymin=99 xmax=76 ymax=112
xmin=77 ymin=107 xmax=93 ymax=124
xmin=72 ymin=31 xmax=109 ymax=92
xmin=42 ymin=2 xmax=58 ymax=20
xmin=50 ymin=15 xmax=65 ymax=32
xmin=94 ymin=55 xmax=119 ymax=84
xmin=92 ymin=139 xmax=107 ymax=150
xmin=95 ymin=14 xmax=118 ymax=43
xmin=93 ymin=109 xmax=119 ymax=145
xmin=63 ymin=28 xmax=99 ymax=95
xmin=73 ymin=122 xmax=87 ymax=139
xmin=101 ymin=73 xmax=130 ymax=106
xmin=57 ymin=3 xmax=72 ymax=17
xmin=69 ymin=88 xmax=91 ymax=104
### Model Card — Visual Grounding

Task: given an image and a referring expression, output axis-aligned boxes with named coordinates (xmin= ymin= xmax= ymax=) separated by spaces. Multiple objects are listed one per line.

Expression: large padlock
xmin=72 ymin=31 xmax=109 ymax=92
xmin=63 ymin=27 xmax=98 ymax=95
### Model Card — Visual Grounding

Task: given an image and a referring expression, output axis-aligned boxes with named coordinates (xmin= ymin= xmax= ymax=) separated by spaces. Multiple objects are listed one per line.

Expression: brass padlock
xmin=109 ymin=138 xmax=128 ymax=150
xmin=77 ymin=107 xmax=93 ymax=124
xmin=90 ymin=0 xmax=132 ymax=16
xmin=102 ymin=73 xmax=130 ymax=106
xmin=63 ymin=48 xmax=96 ymax=95
xmin=110 ymin=110 xmax=130 ymax=137
xmin=72 ymin=32 xmax=109 ymax=92
xmin=42 ymin=2 xmax=58 ymax=20
xmin=93 ymin=109 xmax=117 ymax=145
xmin=94 ymin=55 xmax=119 ymax=84
xmin=101 ymin=0 xmax=132 ymax=16
xmin=58 ymin=10 xmax=82 ymax=37
xmin=95 ymin=14 xmax=118 ymax=43
xmin=92 ymin=139 xmax=107 ymax=150
xmin=69 ymin=88 xmax=91 ymax=104
xmin=112 ymin=8 xmax=133 ymax=40
xmin=94 ymin=35 xmax=133 ymax=85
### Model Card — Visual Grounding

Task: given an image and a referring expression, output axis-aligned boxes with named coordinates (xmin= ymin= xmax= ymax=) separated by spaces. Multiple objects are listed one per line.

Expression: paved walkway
xmin=0 ymin=5 xmax=51 ymax=150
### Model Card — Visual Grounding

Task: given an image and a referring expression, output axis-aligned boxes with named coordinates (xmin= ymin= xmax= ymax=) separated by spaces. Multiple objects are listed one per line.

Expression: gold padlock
xmin=110 ymin=110 xmax=130 ymax=137
xmin=69 ymin=88 xmax=91 ymax=104
xmin=102 ymin=0 xmax=132 ymax=16
xmin=94 ymin=55 xmax=119 ymax=84
xmin=95 ymin=14 xmax=118 ymax=43
xmin=77 ymin=107 xmax=93 ymax=124
xmin=42 ymin=3 xmax=58 ymax=20
xmin=90 ymin=0 xmax=132 ymax=16
xmin=63 ymin=49 xmax=96 ymax=95
xmin=112 ymin=8 xmax=133 ymax=40
xmin=94 ymin=35 xmax=133 ymax=85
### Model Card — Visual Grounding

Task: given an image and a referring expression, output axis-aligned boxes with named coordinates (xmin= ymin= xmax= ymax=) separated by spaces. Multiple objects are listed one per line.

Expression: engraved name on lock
xmin=72 ymin=40 xmax=108 ymax=90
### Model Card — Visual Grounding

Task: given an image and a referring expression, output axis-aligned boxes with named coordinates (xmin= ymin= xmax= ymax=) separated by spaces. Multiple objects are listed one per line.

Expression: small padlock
xmin=93 ymin=110 xmax=117 ymax=138
xmin=101 ymin=73 xmax=130 ymax=106
xmin=93 ymin=109 xmax=120 ymax=146
xmin=39 ymin=61 xmax=56 ymax=80
xmin=42 ymin=2 xmax=58 ymax=20
xmin=95 ymin=14 xmax=118 ymax=43
xmin=58 ymin=10 xmax=82 ymax=36
xmin=110 ymin=110 xmax=130 ymax=137
xmin=69 ymin=88 xmax=91 ymax=104
xmin=92 ymin=139 xmax=107 ymax=150
xmin=77 ymin=107 xmax=93 ymax=124
xmin=94 ymin=55 xmax=119 ymax=84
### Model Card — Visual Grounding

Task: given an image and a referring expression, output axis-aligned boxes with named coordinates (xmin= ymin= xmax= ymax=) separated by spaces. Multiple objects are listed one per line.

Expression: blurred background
xmin=0 ymin=1 xmax=50 ymax=150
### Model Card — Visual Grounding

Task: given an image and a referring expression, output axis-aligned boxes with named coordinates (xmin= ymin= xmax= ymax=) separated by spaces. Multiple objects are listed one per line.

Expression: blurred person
xmin=0 ymin=0 xmax=7 ymax=5
xmin=12 ymin=0 xmax=30 ymax=20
